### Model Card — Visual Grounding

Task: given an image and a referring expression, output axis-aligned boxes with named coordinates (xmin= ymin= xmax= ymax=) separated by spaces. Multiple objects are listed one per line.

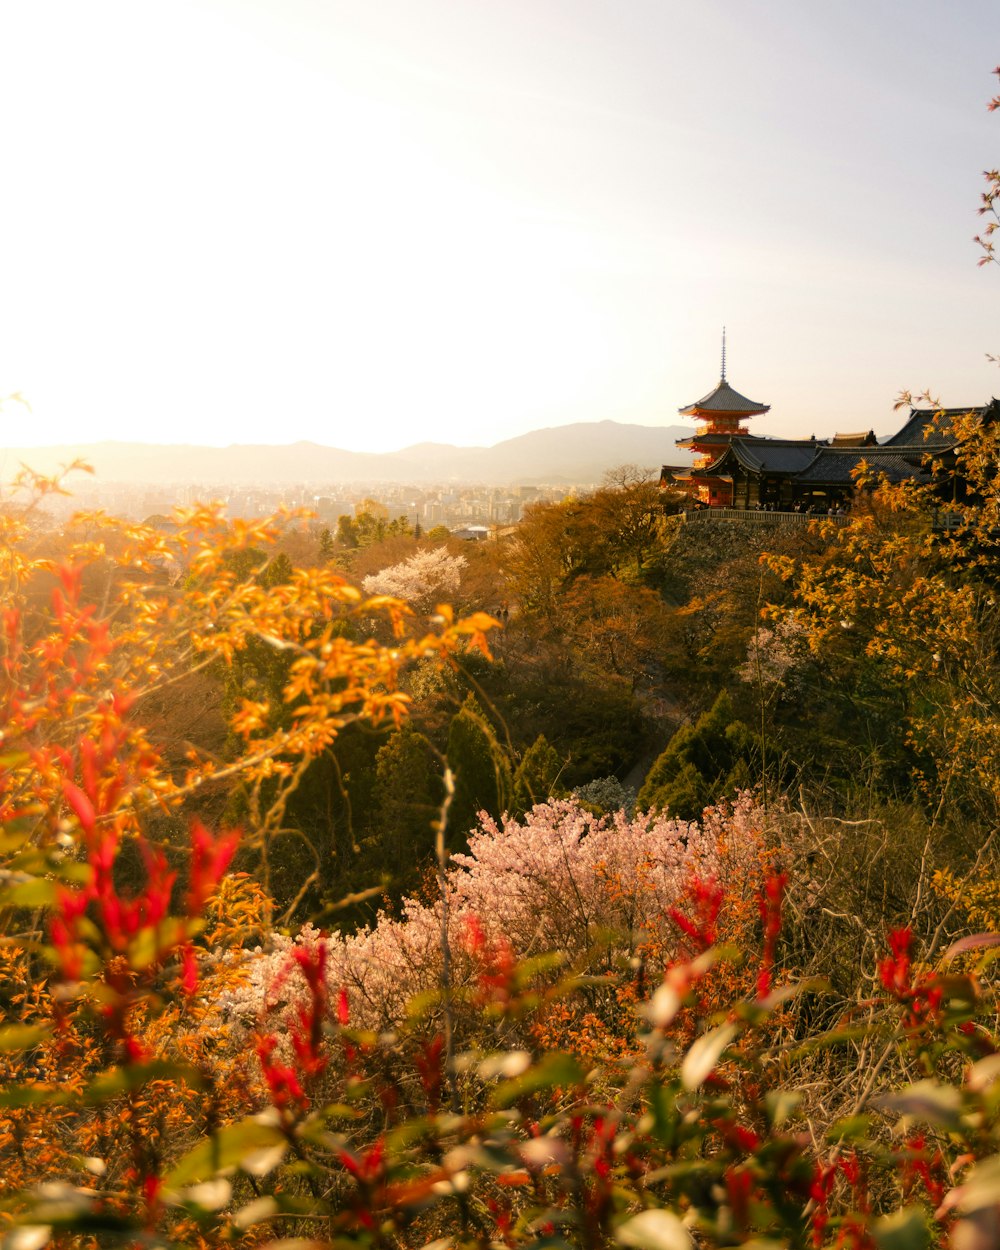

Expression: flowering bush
xmin=362 ymin=546 xmax=468 ymax=612
xmin=217 ymin=795 xmax=765 ymax=1043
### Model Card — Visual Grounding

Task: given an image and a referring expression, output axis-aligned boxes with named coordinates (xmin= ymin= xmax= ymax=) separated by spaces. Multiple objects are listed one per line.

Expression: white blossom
xmin=213 ymin=795 xmax=765 ymax=1044
xmin=363 ymin=547 xmax=467 ymax=611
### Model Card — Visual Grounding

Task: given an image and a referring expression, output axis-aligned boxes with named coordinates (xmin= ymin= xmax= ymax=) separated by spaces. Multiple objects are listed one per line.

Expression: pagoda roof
xmin=675 ymin=430 xmax=745 ymax=450
xmin=678 ymin=378 xmax=770 ymax=417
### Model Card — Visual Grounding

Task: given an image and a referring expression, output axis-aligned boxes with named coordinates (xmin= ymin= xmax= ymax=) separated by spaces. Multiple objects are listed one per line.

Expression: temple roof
xmin=830 ymin=431 xmax=878 ymax=447
xmin=699 ymin=436 xmax=819 ymax=476
xmin=882 ymin=404 xmax=995 ymax=449
xmin=795 ymin=449 xmax=926 ymax=485
xmin=698 ymin=441 xmax=932 ymax=485
xmin=678 ymin=379 xmax=770 ymax=416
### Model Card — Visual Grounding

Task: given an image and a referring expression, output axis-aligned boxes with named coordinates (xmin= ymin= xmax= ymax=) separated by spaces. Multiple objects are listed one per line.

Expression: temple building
xmin=664 ymin=341 xmax=999 ymax=509
xmin=671 ymin=335 xmax=770 ymax=506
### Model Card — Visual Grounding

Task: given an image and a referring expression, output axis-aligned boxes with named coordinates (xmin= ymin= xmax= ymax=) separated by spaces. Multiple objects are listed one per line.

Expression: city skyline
xmin=2 ymin=1 xmax=999 ymax=452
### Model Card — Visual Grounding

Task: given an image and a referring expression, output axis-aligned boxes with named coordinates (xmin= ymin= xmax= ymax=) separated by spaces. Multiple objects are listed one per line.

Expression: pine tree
xmin=336 ymin=514 xmax=359 ymax=549
xmin=318 ymin=527 xmax=336 ymax=562
xmin=638 ymin=690 xmax=755 ymax=819
xmin=259 ymin=551 xmax=293 ymax=589
xmin=445 ymin=695 xmax=512 ymax=844
xmin=513 ymin=733 xmax=564 ymax=816
xmin=370 ymin=726 xmax=443 ymax=893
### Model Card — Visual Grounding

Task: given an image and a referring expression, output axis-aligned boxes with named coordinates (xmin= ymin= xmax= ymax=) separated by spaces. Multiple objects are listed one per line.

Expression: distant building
xmin=663 ymin=337 xmax=998 ymax=510
xmin=671 ymin=370 xmax=771 ymax=506
xmin=665 ymin=399 xmax=1000 ymax=511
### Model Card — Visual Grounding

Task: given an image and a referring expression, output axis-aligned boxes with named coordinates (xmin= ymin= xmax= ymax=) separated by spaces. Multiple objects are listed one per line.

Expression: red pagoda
xmin=672 ymin=332 xmax=770 ymax=506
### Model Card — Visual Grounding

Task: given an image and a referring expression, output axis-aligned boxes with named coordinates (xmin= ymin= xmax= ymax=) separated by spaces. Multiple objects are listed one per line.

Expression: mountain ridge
xmin=0 ymin=421 xmax=698 ymax=486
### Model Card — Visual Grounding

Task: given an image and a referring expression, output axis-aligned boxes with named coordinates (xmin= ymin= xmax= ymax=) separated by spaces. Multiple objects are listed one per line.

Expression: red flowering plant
xmin=0 ymin=473 xmax=498 ymax=1244
xmin=168 ymin=814 xmax=998 ymax=1250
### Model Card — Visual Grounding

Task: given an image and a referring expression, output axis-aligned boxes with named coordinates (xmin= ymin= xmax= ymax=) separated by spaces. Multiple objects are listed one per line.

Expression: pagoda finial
xmin=721 ymin=326 xmax=727 ymax=381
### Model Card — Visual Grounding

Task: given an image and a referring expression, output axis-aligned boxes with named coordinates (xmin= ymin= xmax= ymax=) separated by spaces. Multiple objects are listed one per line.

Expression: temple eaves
xmin=678 ymin=379 xmax=771 ymax=416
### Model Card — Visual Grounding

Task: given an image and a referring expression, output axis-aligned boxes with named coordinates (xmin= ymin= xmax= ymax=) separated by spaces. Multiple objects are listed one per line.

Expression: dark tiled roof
xmin=794 ymin=449 xmax=927 ymax=485
xmin=881 ymin=404 xmax=993 ymax=448
xmin=675 ymin=432 xmax=735 ymax=450
xmin=678 ymin=379 xmax=770 ymax=416
xmin=830 ymin=431 xmax=878 ymax=447
xmin=700 ymin=437 xmax=820 ymax=476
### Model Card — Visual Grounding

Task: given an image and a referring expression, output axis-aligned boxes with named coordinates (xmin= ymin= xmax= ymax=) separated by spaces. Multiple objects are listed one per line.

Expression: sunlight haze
xmin=1 ymin=0 xmax=998 ymax=451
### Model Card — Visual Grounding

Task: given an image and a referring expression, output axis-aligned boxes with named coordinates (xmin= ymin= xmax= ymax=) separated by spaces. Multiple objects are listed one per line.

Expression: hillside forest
xmin=3 ymin=398 xmax=1000 ymax=1250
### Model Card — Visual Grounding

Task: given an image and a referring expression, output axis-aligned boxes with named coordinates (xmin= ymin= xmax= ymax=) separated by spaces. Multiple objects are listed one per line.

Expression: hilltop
xmin=0 ymin=420 xmax=696 ymax=486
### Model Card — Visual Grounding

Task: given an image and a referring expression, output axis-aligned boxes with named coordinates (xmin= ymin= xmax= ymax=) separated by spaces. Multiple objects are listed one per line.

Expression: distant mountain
xmin=0 ymin=421 xmax=697 ymax=487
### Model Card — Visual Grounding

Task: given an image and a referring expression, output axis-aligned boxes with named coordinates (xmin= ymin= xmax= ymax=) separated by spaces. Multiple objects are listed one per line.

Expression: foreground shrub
xmin=5 ymin=823 xmax=1000 ymax=1250
xmin=219 ymin=794 xmax=766 ymax=1043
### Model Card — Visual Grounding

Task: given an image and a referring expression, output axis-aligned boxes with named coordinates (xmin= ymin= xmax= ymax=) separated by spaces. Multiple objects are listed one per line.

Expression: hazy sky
xmin=2 ymin=0 xmax=999 ymax=451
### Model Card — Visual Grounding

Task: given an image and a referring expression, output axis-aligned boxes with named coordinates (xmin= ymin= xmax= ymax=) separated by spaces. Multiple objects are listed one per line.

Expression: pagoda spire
xmin=721 ymin=326 xmax=727 ymax=381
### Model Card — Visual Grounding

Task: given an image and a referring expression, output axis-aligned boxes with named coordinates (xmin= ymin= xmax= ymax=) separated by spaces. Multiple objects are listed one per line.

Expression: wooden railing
xmin=682 ymin=507 xmax=850 ymax=525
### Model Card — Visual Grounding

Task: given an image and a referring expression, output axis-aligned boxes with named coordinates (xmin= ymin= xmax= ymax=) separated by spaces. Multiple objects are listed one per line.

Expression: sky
xmin=1 ymin=0 xmax=999 ymax=452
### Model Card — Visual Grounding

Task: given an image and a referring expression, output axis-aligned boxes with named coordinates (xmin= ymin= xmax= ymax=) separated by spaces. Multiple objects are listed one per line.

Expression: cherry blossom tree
xmin=362 ymin=546 xmax=467 ymax=612
xmin=216 ymin=793 xmax=766 ymax=1038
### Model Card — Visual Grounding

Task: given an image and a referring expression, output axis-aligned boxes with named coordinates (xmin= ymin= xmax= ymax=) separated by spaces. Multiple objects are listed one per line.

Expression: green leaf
xmin=514 ymin=951 xmax=568 ymax=986
xmin=787 ymin=1021 xmax=875 ymax=1059
xmin=234 ymin=1192 xmax=336 ymax=1230
xmin=126 ymin=918 xmax=190 ymax=970
xmin=825 ymin=1114 xmax=872 ymax=1143
xmin=762 ymin=976 xmax=831 ymax=1007
xmin=404 ymin=987 xmax=441 ymax=1021
xmin=647 ymin=1082 xmax=681 ymax=1148
xmin=1 ymin=878 xmax=57 ymax=909
xmin=872 ymin=1080 xmax=963 ymax=1130
xmin=0 ymin=818 xmax=35 ymax=854
xmin=54 ymin=861 xmax=94 ymax=886
xmin=0 ymin=1024 xmax=51 ymax=1052
xmin=680 ymin=1022 xmax=738 ymax=1090
xmin=872 ymin=1207 xmax=932 ymax=1250
xmin=166 ymin=1115 xmax=288 ymax=1188
xmin=764 ymin=1088 xmax=802 ymax=1128
xmin=0 ymin=1084 xmax=72 ymax=1109
xmin=491 ymin=1052 xmax=584 ymax=1109
xmin=615 ymin=1209 xmax=692 ymax=1250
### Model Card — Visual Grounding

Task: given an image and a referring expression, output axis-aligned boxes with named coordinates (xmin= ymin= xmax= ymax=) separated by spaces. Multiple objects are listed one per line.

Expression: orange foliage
xmin=0 ymin=469 xmax=498 ymax=1234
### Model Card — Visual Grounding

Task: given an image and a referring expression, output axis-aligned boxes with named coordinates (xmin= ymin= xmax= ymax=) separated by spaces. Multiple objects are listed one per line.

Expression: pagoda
xmin=672 ymin=332 xmax=770 ymax=506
